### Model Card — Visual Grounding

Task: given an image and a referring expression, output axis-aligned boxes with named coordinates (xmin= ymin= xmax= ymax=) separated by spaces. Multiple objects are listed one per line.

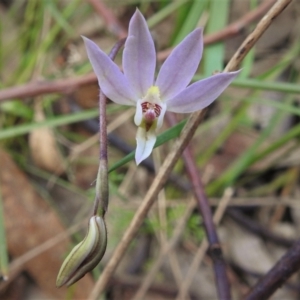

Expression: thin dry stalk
xmin=69 ymin=107 xmax=135 ymax=162
xmin=151 ymin=150 xmax=185 ymax=291
xmin=0 ymin=0 xmax=276 ymax=103
xmin=118 ymin=163 xmax=138 ymax=198
xmin=89 ymin=110 xmax=207 ymax=299
xmin=183 ymin=144 xmax=230 ymax=298
xmin=244 ymin=237 xmax=300 ymax=300
xmin=112 ymin=196 xmax=300 ymax=209
xmin=88 ymin=0 xmax=292 ymax=298
xmin=133 ymin=188 xmax=233 ymax=300
xmin=69 ymin=133 xmax=99 ymax=162
xmin=224 ymin=0 xmax=292 ymax=72
xmin=132 ymin=198 xmax=196 ymax=300
xmin=107 ymin=108 xmax=135 ymax=133
xmin=168 ymin=251 xmax=185 ymax=292
xmin=157 ymin=0 xmax=277 ymax=60
xmin=153 ymin=150 xmax=168 ymax=245
xmin=176 ymin=188 xmax=234 ymax=300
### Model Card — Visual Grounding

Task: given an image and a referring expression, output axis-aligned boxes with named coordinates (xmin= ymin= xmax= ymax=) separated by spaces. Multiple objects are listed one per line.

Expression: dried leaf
xmin=29 ymin=104 xmax=65 ymax=175
xmin=0 ymin=149 xmax=94 ymax=298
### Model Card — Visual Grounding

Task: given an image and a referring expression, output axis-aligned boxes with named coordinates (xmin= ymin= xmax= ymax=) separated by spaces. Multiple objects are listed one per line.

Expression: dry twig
xmin=244 ymin=237 xmax=300 ymax=300
xmin=0 ymin=0 xmax=277 ymax=103
xmin=89 ymin=109 xmax=207 ymax=299
xmin=182 ymin=145 xmax=231 ymax=299
xmin=157 ymin=0 xmax=277 ymax=60
xmin=166 ymin=110 xmax=231 ymax=299
xmin=89 ymin=0 xmax=292 ymax=298
xmin=132 ymin=198 xmax=196 ymax=300
xmin=176 ymin=188 xmax=234 ymax=300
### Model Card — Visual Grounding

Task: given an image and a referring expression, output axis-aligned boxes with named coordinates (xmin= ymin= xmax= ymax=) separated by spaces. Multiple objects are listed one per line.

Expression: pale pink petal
xmin=123 ymin=9 xmax=156 ymax=97
xmin=166 ymin=71 xmax=240 ymax=113
xmin=135 ymin=127 xmax=156 ymax=165
xmin=134 ymin=99 xmax=143 ymax=126
xmin=83 ymin=37 xmax=136 ymax=105
xmin=155 ymin=28 xmax=203 ymax=100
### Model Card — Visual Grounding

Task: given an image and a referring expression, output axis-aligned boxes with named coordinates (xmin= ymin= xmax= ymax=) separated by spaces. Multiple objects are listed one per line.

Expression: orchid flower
xmin=83 ymin=9 xmax=239 ymax=165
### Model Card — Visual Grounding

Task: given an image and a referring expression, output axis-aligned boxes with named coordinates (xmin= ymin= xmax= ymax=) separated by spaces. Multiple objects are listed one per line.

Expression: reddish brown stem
xmin=0 ymin=73 xmax=96 ymax=103
xmin=166 ymin=113 xmax=231 ymax=300
xmin=244 ymin=238 xmax=300 ymax=300
xmin=0 ymin=0 xmax=276 ymax=103
xmin=92 ymin=38 xmax=126 ymax=216
xmin=185 ymin=147 xmax=231 ymax=300
xmin=157 ymin=0 xmax=276 ymax=61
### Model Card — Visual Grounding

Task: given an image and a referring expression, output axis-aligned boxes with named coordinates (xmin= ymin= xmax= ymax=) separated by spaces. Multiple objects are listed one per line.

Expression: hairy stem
xmin=93 ymin=38 xmax=126 ymax=216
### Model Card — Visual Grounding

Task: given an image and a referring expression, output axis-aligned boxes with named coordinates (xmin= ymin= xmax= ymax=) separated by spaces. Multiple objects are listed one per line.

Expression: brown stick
xmin=176 ymin=188 xmax=234 ymax=300
xmin=244 ymin=238 xmax=300 ymax=300
xmin=88 ymin=110 xmax=207 ymax=300
xmin=224 ymin=0 xmax=292 ymax=72
xmin=166 ymin=111 xmax=231 ymax=299
xmin=0 ymin=73 xmax=96 ymax=103
xmin=0 ymin=0 xmax=277 ymax=103
xmin=157 ymin=0 xmax=277 ymax=60
xmin=185 ymin=146 xmax=231 ymax=299
xmin=205 ymin=0 xmax=276 ymax=43
xmin=88 ymin=0 xmax=292 ymax=298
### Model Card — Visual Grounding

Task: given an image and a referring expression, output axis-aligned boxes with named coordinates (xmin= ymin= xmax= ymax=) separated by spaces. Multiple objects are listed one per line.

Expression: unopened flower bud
xmin=56 ymin=216 xmax=107 ymax=287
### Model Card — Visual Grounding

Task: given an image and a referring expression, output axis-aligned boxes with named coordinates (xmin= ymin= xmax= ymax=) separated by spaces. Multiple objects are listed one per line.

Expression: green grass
xmin=0 ymin=1 xmax=299 ymax=296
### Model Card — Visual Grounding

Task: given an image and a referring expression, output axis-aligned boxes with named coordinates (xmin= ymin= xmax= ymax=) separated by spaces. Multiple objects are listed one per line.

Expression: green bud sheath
xmin=56 ymin=216 xmax=107 ymax=287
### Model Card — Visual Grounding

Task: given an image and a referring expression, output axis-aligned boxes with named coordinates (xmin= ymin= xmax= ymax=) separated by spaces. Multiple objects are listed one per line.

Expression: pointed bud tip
xmin=56 ymin=216 xmax=107 ymax=287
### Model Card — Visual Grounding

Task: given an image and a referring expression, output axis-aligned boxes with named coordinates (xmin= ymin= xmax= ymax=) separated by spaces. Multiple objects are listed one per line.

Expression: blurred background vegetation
xmin=0 ymin=0 xmax=300 ymax=299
